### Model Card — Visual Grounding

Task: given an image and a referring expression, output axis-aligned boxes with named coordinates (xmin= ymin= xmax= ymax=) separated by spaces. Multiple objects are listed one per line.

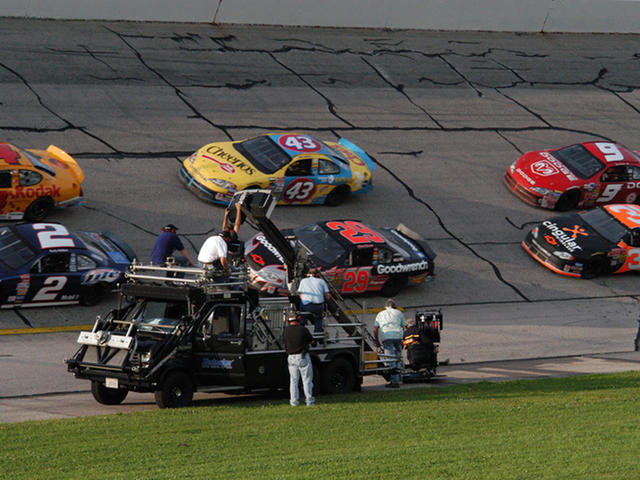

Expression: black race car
xmin=244 ymin=219 xmax=436 ymax=296
xmin=522 ymin=203 xmax=640 ymax=278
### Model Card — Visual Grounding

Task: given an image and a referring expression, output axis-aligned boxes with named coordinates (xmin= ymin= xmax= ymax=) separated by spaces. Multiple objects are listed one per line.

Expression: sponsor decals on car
xmin=375 ymin=261 xmax=430 ymax=275
xmin=530 ymin=159 xmax=559 ymax=176
xmin=204 ymin=145 xmax=255 ymax=175
xmin=82 ymin=269 xmax=121 ymax=285
xmin=542 ymin=221 xmax=584 ymax=252
xmin=539 ymin=152 xmax=578 ymax=181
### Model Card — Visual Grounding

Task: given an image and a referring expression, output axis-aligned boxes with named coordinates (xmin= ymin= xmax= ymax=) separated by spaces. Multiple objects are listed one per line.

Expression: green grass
xmin=2 ymin=372 xmax=640 ymax=480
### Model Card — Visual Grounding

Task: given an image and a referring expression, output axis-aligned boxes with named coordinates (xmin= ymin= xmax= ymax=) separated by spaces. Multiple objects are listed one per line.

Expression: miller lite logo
xmin=531 ymin=160 xmax=559 ymax=177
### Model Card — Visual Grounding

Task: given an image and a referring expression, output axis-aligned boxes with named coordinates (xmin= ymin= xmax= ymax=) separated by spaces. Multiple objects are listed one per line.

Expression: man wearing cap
xmin=197 ymin=231 xmax=232 ymax=275
xmin=297 ymin=267 xmax=330 ymax=333
xmin=151 ymin=224 xmax=194 ymax=267
xmin=373 ymin=298 xmax=407 ymax=388
xmin=284 ymin=313 xmax=316 ymax=406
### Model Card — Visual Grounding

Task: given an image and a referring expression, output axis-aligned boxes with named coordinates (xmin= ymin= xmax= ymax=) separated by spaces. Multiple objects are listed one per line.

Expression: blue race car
xmin=0 ymin=222 xmax=136 ymax=308
xmin=179 ymin=132 xmax=376 ymax=206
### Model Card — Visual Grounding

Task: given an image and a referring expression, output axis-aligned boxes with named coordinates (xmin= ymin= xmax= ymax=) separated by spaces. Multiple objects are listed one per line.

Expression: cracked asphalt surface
xmin=2 ymin=19 xmax=640 ymax=416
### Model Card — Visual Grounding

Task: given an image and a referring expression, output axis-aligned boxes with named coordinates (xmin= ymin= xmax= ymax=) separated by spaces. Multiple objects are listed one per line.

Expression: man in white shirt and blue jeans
xmin=297 ymin=267 xmax=330 ymax=333
xmin=373 ymin=298 xmax=407 ymax=388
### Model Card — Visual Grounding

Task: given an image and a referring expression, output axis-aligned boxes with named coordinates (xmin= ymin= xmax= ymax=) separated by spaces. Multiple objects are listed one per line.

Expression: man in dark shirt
xmin=151 ymin=224 xmax=194 ymax=267
xmin=284 ymin=313 xmax=316 ymax=406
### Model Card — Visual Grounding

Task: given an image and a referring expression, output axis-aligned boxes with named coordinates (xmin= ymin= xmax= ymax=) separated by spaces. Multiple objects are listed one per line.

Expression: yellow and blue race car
xmin=179 ymin=133 xmax=375 ymax=206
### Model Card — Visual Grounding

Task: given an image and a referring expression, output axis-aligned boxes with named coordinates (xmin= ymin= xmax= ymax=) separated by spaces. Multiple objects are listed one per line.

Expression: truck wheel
xmin=555 ymin=190 xmax=580 ymax=211
xmin=582 ymin=255 xmax=606 ymax=279
xmin=24 ymin=197 xmax=53 ymax=221
xmin=321 ymin=358 xmax=355 ymax=394
xmin=154 ymin=371 xmax=194 ymax=408
xmin=324 ymin=186 xmax=350 ymax=206
xmin=91 ymin=380 xmax=128 ymax=405
xmin=79 ymin=283 xmax=106 ymax=306
xmin=380 ymin=276 xmax=407 ymax=297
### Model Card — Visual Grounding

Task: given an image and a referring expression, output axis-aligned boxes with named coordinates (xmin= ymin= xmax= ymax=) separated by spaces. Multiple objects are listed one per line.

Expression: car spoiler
xmin=396 ymin=223 xmax=437 ymax=260
xmin=338 ymin=138 xmax=376 ymax=172
xmin=101 ymin=230 xmax=138 ymax=263
xmin=46 ymin=145 xmax=85 ymax=184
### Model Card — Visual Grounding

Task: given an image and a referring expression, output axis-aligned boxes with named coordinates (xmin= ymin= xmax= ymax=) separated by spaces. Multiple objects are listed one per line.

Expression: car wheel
xmin=24 ymin=197 xmax=53 ymax=221
xmin=380 ymin=276 xmax=407 ymax=297
xmin=154 ymin=371 xmax=194 ymax=408
xmin=321 ymin=358 xmax=356 ymax=394
xmin=79 ymin=283 xmax=106 ymax=306
xmin=555 ymin=190 xmax=580 ymax=211
xmin=324 ymin=186 xmax=350 ymax=207
xmin=91 ymin=380 xmax=128 ymax=405
xmin=582 ymin=255 xmax=607 ymax=279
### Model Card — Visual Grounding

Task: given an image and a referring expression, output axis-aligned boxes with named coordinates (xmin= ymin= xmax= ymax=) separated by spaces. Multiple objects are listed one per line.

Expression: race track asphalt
xmin=1 ymin=19 xmax=640 ymax=422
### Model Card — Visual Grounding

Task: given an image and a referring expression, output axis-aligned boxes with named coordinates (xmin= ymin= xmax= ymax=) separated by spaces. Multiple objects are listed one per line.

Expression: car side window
xmin=351 ymin=246 xmax=373 ymax=266
xmin=285 ymin=159 xmax=311 ymax=176
xmin=19 ymin=169 xmax=42 ymax=187
xmin=601 ymin=166 xmax=627 ymax=182
xmin=318 ymin=158 xmax=340 ymax=175
xmin=0 ymin=171 xmax=11 ymax=188
xmin=203 ymin=305 xmax=243 ymax=337
xmin=76 ymin=254 xmax=97 ymax=271
xmin=378 ymin=247 xmax=394 ymax=264
xmin=629 ymin=166 xmax=640 ymax=180
xmin=31 ymin=252 xmax=71 ymax=274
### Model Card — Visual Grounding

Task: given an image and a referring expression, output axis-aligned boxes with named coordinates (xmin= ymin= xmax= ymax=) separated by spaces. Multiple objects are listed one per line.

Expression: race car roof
xmin=602 ymin=204 xmax=640 ymax=229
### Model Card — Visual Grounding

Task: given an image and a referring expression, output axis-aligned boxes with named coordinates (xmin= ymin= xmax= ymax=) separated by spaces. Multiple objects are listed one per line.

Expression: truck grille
xmin=504 ymin=172 xmax=541 ymax=207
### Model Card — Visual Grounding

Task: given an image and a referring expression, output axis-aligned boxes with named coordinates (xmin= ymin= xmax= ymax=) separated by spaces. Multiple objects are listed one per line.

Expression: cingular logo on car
xmin=542 ymin=221 xmax=584 ymax=252
xmin=375 ymin=261 xmax=429 ymax=275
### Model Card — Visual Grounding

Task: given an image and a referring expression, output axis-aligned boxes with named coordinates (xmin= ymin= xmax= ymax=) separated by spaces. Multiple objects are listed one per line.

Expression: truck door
xmin=194 ymin=303 xmax=246 ymax=387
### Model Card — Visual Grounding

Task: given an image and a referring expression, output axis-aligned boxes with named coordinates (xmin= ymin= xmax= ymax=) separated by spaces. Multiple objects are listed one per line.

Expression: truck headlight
xmin=531 ymin=226 xmax=539 ymax=238
xmin=210 ymin=178 xmax=237 ymax=190
xmin=141 ymin=351 xmax=152 ymax=365
xmin=530 ymin=186 xmax=552 ymax=196
xmin=553 ymin=251 xmax=574 ymax=261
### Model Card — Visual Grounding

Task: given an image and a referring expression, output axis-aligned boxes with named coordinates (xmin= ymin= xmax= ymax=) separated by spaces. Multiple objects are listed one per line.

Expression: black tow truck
xmin=66 ymin=190 xmax=442 ymax=408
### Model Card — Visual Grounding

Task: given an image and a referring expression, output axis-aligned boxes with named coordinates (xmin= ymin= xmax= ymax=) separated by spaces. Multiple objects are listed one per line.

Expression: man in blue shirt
xmin=151 ymin=224 xmax=194 ymax=267
xmin=297 ymin=267 xmax=330 ymax=333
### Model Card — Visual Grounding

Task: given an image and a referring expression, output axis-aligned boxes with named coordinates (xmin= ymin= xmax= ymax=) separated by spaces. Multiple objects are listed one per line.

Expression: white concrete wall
xmin=2 ymin=0 xmax=640 ymax=33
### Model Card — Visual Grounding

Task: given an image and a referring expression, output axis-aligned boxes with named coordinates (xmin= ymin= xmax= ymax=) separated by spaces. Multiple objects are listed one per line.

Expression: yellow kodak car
xmin=0 ymin=143 xmax=85 ymax=221
xmin=179 ymin=133 xmax=376 ymax=206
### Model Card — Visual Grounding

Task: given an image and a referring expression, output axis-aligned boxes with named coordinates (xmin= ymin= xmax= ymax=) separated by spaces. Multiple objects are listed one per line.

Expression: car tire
xmin=154 ymin=371 xmax=194 ymax=408
xmin=582 ymin=255 xmax=607 ymax=279
xmin=324 ymin=186 xmax=350 ymax=207
xmin=24 ymin=197 xmax=54 ymax=221
xmin=91 ymin=380 xmax=128 ymax=405
xmin=321 ymin=358 xmax=356 ymax=394
xmin=555 ymin=190 xmax=580 ymax=211
xmin=79 ymin=283 xmax=106 ymax=306
xmin=380 ymin=276 xmax=407 ymax=297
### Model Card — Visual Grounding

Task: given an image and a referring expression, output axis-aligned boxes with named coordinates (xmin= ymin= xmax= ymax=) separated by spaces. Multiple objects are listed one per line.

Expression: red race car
xmin=504 ymin=141 xmax=640 ymax=211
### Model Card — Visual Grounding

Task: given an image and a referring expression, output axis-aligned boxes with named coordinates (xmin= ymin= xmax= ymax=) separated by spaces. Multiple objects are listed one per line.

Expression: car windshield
xmin=580 ymin=208 xmax=628 ymax=243
xmin=75 ymin=232 xmax=109 ymax=263
xmin=0 ymin=226 xmax=36 ymax=271
xmin=130 ymin=300 xmax=186 ymax=334
xmin=552 ymin=144 xmax=606 ymax=179
xmin=294 ymin=223 xmax=346 ymax=266
xmin=234 ymin=136 xmax=291 ymax=174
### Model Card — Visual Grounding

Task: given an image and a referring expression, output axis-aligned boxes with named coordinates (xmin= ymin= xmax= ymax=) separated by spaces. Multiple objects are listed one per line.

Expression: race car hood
xmin=185 ymin=141 xmax=265 ymax=188
xmin=531 ymin=214 xmax=614 ymax=259
xmin=511 ymin=150 xmax=578 ymax=191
